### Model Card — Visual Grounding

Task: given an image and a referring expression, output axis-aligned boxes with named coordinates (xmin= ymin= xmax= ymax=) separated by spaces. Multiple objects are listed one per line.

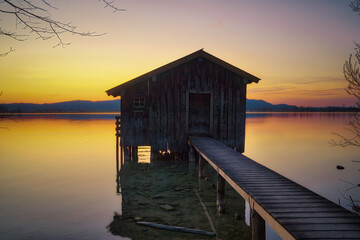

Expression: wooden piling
xmin=198 ymin=155 xmax=205 ymax=179
xmin=123 ymin=147 xmax=130 ymax=161
xmin=188 ymin=145 xmax=195 ymax=162
xmin=116 ymin=136 xmax=119 ymax=174
xmin=116 ymin=174 xmax=121 ymax=194
xmin=115 ymin=116 xmax=121 ymax=175
xmin=217 ymin=174 xmax=225 ymax=213
xmin=151 ymin=151 xmax=155 ymax=162
xmin=131 ymin=147 xmax=138 ymax=163
xmin=252 ymin=210 xmax=265 ymax=240
xmin=120 ymin=147 xmax=124 ymax=168
xmin=130 ymin=147 xmax=133 ymax=161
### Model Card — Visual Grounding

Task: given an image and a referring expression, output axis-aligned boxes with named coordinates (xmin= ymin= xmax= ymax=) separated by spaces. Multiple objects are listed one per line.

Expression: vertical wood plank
xmin=227 ymin=73 xmax=233 ymax=146
xmin=235 ymin=78 xmax=243 ymax=152
xmin=161 ymin=76 xmax=166 ymax=150
xmin=213 ymin=64 xmax=219 ymax=140
xmin=116 ymin=133 xmax=119 ymax=174
xmin=185 ymin=91 xmax=189 ymax=135
xmin=239 ymin=82 xmax=247 ymax=152
xmin=220 ymin=76 xmax=225 ymax=141
xmin=210 ymin=92 xmax=214 ymax=136
xmin=232 ymin=79 xmax=237 ymax=148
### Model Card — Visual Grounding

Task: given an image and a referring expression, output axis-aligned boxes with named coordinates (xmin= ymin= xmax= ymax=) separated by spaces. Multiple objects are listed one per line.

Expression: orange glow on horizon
xmin=1 ymin=1 xmax=359 ymax=107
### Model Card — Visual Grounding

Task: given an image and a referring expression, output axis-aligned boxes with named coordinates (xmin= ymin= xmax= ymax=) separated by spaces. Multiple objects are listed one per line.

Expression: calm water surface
xmin=0 ymin=113 xmax=359 ymax=240
xmin=245 ymin=113 xmax=360 ymax=208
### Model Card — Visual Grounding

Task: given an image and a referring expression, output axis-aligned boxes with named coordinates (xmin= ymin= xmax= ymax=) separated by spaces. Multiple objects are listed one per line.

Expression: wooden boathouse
xmin=107 ymin=50 xmax=360 ymax=239
xmin=106 ymin=49 xmax=260 ymax=153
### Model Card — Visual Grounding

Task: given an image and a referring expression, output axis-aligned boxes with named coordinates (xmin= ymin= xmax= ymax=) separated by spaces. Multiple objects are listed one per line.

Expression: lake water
xmin=0 ymin=113 xmax=359 ymax=240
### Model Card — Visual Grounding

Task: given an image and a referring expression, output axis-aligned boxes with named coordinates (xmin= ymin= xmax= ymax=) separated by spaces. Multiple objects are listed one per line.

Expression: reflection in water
xmin=111 ymin=158 xmax=251 ymax=240
xmin=245 ymin=112 xmax=360 ymax=211
xmin=0 ymin=116 xmax=122 ymax=240
xmin=0 ymin=113 xmax=359 ymax=240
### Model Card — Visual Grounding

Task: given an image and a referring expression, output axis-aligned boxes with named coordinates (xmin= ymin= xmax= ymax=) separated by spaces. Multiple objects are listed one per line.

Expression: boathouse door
xmin=187 ymin=92 xmax=212 ymax=136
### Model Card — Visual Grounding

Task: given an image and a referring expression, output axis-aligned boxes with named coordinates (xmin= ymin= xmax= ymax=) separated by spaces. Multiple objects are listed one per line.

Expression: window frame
xmin=133 ymin=96 xmax=145 ymax=111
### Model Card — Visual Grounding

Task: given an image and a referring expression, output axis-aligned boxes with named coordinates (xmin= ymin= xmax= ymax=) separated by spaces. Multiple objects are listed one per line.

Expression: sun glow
xmin=1 ymin=0 xmax=359 ymax=106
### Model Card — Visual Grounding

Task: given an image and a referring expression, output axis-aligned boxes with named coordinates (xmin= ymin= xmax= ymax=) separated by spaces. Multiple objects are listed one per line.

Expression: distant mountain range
xmin=0 ymin=99 xmax=358 ymax=113
xmin=0 ymin=100 xmax=120 ymax=113
xmin=246 ymin=99 xmax=298 ymax=112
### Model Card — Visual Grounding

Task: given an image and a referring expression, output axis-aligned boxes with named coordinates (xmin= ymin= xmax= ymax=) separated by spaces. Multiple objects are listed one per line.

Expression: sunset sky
xmin=1 ymin=0 xmax=360 ymax=107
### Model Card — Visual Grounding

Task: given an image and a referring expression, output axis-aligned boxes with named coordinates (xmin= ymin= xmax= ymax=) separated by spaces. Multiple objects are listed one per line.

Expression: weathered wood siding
xmin=120 ymin=57 xmax=247 ymax=153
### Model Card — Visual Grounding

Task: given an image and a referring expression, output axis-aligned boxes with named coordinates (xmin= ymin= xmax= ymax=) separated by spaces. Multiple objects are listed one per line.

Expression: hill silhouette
xmin=0 ymin=100 xmax=120 ymax=113
xmin=0 ymin=99 xmax=358 ymax=113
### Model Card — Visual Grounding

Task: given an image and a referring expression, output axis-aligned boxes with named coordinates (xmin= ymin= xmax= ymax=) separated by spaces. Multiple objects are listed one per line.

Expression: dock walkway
xmin=189 ymin=136 xmax=360 ymax=240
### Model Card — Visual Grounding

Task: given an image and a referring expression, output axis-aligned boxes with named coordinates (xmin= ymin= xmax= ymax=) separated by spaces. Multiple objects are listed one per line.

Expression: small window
xmin=133 ymin=97 xmax=145 ymax=109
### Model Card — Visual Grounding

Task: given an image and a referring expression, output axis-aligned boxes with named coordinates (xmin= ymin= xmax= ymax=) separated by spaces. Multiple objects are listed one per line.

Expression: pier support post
xmin=151 ymin=151 xmax=155 ymax=162
xmin=198 ymin=155 xmax=205 ymax=179
xmin=217 ymin=174 xmax=225 ymax=213
xmin=116 ymin=137 xmax=119 ymax=175
xmin=116 ymin=174 xmax=121 ymax=194
xmin=115 ymin=116 xmax=121 ymax=174
xmin=188 ymin=145 xmax=196 ymax=162
xmin=120 ymin=147 xmax=124 ymax=168
xmin=123 ymin=147 xmax=130 ymax=161
xmin=252 ymin=210 xmax=265 ymax=240
xmin=131 ymin=147 xmax=138 ymax=163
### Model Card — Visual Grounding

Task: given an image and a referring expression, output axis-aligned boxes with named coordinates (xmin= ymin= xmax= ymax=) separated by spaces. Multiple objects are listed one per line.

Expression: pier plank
xmin=262 ymin=203 xmax=343 ymax=210
xmin=267 ymin=207 xmax=347 ymax=213
xmin=278 ymin=217 xmax=360 ymax=224
xmin=285 ymin=223 xmax=360 ymax=231
xmin=189 ymin=136 xmax=360 ymax=240
xmin=291 ymin=230 xmax=360 ymax=239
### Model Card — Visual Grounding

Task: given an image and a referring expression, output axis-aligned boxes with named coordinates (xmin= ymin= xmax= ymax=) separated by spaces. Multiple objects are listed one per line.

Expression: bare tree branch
xmin=0 ymin=27 xmax=27 ymax=41
xmin=100 ymin=0 xmax=126 ymax=13
xmin=332 ymin=41 xmax=360 ymax=148
xmin=344 ymin=42 xmax=360 ymax=108
xmin=0 ymin=0 xmax=124 ymax=54
xmin=331 ymin=1 xmax=360 ymax=214
xmin=0 ymin=47 xmax=15 ymax=57
xmin=350 ymin=0 xmax=360 ymax=14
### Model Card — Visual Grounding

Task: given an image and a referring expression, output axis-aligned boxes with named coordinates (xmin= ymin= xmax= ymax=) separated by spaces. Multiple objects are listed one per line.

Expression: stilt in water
xmin=116 ymin=136 xmax=119 ymax=175
xmin=198 ymin=155 xmax=205 ymax=179
xmin=120 ymin=147 xmax=124 ymax=169
xmin=115 ymin=115 xmax=121 ymax=175
xmin=188 ymin=145 xmax=196 ymax=162
xmin=131 ymin=147 xmax=138 ymax=163
xmin=217 ymin=174 xmax=225 ymax=213
xmin=123 ymin=147 xmax=130 ymax=161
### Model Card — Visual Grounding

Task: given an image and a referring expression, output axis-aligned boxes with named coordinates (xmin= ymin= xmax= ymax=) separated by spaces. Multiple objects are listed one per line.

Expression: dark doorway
xmin=188 ymin=93 xmax=211 ymax=135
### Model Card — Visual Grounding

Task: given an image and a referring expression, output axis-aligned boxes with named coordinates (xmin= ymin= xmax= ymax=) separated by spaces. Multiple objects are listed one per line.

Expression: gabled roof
xmin=106 ymin=49 xmax=260 ymax=97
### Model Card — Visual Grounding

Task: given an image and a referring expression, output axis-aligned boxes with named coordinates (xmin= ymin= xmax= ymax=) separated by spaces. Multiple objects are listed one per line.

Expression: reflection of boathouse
xmin=106 ymin=49 xmax=260 ymax=153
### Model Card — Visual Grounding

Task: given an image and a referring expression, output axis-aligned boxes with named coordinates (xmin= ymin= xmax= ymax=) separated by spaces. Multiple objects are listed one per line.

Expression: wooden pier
xmin=189 ymin=136 xmax=360 ymax=240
